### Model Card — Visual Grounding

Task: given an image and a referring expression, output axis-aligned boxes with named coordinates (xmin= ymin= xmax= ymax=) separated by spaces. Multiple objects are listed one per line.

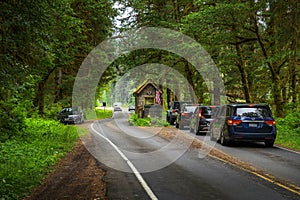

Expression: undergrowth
xmin=128 ymin=113 xmax=169 ymax=127
xmin=275 ymin=112 xmax=300 ymax=151
xmin=0 ymin=118 xmax=79 ymax=200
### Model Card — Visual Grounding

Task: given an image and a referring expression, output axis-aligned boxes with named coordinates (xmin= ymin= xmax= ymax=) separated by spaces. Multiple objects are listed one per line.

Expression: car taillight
xmin=172 ymin=109 xmax=177 ymax=113
xmin=182 ymin=112 xmax=188 ymax=116
xmin=227 ymin=119 xmax=242 ymax=125
xmin=198 ymin=111 xmax=204 ymax=118
xmin=265 ymin=120 xmax=276 ymax=126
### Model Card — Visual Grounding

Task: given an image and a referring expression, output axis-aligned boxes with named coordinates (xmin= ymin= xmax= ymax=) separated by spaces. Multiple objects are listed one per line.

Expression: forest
xmin=0 ymin=0 xmax=299 ymax=198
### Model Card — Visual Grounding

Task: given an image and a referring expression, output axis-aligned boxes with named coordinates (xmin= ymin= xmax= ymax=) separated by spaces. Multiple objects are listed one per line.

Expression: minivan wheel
xmin=265 ymin=140 xmax=274 ymax=147
xmin=195 ymin=124 xmax=199 ymax=135
xmin=220 ymin=132 xmax=228 ymax=146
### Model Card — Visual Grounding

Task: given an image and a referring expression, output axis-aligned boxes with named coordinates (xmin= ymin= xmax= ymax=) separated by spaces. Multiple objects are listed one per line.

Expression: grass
xmin=0 ymin=118 xmax=79 ymax=200
xmin=84 ymin=108 xmax=113 ymax=120
xmin=275 ymin=112 xmax=300 ymax=151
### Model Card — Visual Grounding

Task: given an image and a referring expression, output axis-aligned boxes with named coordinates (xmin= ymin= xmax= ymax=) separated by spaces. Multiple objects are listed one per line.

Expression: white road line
xmin=275 ymin=145 xmax=300 ymax=155
xmin=91 ymin=123 xmax=158 ymax=200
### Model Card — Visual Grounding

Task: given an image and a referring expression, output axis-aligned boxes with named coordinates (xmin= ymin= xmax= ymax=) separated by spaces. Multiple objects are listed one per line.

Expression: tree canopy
xmin=0 ymin=0 xmax=299 ymax=140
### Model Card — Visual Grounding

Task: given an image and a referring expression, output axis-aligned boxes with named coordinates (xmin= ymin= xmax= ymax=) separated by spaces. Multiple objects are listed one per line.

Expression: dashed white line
xmin=91 ymin=123 xmax=158 ymax=200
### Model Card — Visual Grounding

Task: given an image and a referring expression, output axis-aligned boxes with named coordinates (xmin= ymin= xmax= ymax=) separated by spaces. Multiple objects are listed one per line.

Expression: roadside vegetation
xmin=129 ymin=113 xmax=169 ymax=127
xmin=0 ymin=0 xmax=299 ymax=198
xmin=276 ymin=110 xmax=300 ymax=151
xmin=85 ymin=108 xmax=113 ymax=120
xmin=0 ymin=118 xmax=79 ymax=199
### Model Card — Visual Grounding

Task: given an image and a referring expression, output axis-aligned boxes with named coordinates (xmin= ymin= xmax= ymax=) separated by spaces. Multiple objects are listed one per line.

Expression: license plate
xmin=249 ymin=123 xmax=257 ymax=128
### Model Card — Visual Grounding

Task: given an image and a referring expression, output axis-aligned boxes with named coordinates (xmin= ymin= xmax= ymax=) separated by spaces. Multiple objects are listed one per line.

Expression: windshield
xmin=61 ymin=107 xmax=80 ymax=115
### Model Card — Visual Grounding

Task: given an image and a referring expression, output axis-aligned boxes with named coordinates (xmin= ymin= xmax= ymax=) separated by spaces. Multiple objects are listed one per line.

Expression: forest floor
xmin=24 ymin=121 xmax=107 ymax=200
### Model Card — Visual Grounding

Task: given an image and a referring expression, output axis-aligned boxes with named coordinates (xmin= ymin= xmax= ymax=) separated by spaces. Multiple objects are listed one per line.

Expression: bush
xmin=276 ymin=112 xmax=300 ymax=150
xmin=0 ymin=101 xmax=27 ymax=142
xmin=128 ymin=113 xmax=169 ymax=127
xmin=0 ymin=118 xmax=79 ymax=199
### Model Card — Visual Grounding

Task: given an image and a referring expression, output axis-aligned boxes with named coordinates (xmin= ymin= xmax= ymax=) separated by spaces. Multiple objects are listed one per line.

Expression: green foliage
xmin=276 ymin=112 xmax=300 ymax=150
xmin=0 ymin=101 xmax=27 ymax=142
xmin=0 ymin=118 xmax=78 ymax=199
xmin=129 ymin=113 xmax=151 ymax=126
xmin=84 ymin=108 xmax=113 ymax=120
xmin=128 ymin=113 xmax=169 ymax=127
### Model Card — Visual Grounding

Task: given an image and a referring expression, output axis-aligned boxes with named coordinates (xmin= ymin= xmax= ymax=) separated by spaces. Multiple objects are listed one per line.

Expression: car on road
xmin=113 ymin=106 xmax=122 ymax=112
xmin=210 ymin=104 xmax=277 ymax=147
xmin=190 ymin=106 xmax=214 ymax=135
xmin=166 ymin=101 xmax=192 ymax=125
xmin=113 ymin=102 xmax=122 ymax=112
xmin=175 ymin=104 xmax=198 ymax=129
xmin=58 ymin=107 xmax=84 ymax=124
xmin=128 ymin=105 xmax=135 ymax=111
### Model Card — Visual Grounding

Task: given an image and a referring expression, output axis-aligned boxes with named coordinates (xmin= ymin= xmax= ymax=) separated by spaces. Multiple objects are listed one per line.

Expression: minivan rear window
xmin=234 ymin=107 xmax=271 ymax=118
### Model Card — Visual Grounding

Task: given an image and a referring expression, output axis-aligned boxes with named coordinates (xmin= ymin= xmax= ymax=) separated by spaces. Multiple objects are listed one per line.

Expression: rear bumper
xmin=226 ymin=132 xmax=276 ymax=142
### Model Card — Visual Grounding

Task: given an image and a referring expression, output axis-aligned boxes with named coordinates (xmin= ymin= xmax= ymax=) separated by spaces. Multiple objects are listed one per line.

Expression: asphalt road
xmin=86 ymin=111 xmax=299 ymax=200
xmin=182 ymin=126 xmax=300 ymax=188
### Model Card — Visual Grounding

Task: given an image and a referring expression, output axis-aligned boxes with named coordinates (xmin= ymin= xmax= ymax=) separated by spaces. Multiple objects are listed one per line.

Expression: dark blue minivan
xmin=210 ymin=104 xmax=276 ymax=147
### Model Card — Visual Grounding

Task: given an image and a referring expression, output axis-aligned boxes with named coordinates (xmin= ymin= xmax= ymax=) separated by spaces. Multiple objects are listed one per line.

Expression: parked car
xmin=113 ymin=105 xmax=122 ymax=112
xmin=166 ymin=101 xmax=192 ymax=125
xmin=190 ymin=106 xmax=214 ymax=135
xmin=210 ymin=104 xmax=276 ymax=147
xmin=175 ymin=104 xmax=198 ymax=129
xmin=58 ymin=107 xmax=84 ymax=124
xmin=128 ymin=105 xmax=135 ymax=111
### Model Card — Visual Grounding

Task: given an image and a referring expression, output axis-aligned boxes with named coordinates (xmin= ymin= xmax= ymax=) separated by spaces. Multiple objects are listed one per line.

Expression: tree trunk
xmin=273 ymin=74 xmax=285 ymax=117
xmin=253 ymin=15 xmax=285 ymax=117
xmin=34 ymin=67 xmax=56 ymax=116
xmin=184 ymin=60 xmax=200 ymax=103
xmin=54 ymin=68 xmax=63 ymax=103
xmin=235 ymin=44 xmax=252 ymax=103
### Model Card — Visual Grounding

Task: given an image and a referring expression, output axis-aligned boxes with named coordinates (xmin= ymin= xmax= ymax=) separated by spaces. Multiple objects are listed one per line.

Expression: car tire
xmin=175 ymin=122 xmax=179 ymax=128
xmin=220 ymin=131 xmax=229 ymax=146
xmin=170 ymin=118 xmax=175 ymax=125
xmin=195 ymin=124 xmax=199 ymax=135
xmin=265 ymin=140 xmax=274 ymax=147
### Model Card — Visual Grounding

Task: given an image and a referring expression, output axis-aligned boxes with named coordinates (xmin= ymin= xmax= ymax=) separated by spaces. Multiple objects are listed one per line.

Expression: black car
xmin=58 ymin=107 xmax=84 ymax=124
xmin=190 ymin=106 xmax=214 ymax=135
xmin=175 ymin=105 xmax=198 ymax=129
xmin=210 ymin=104 xmax=277 ymax=147
xmin=166 ymin=101 xmax=192 ymax=125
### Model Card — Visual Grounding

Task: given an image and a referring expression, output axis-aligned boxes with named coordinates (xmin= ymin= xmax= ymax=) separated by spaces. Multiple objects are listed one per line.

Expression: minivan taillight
xmin=227 ymin=119 xmax=242 ymax=125
xmin=265 ymin=120 xmax=276 ymax=126
xmin=199 ymin=110 xmax=204 ymax=118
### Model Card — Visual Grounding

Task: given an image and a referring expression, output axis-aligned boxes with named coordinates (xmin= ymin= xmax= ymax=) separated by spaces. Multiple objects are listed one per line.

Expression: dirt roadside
xmin=24 ymin=122 xmax=107 ymax=200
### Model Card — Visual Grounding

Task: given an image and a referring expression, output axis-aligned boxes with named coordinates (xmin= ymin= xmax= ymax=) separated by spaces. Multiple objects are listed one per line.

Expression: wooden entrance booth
xmin=133 ymin=79 xmax=162 ymax=118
